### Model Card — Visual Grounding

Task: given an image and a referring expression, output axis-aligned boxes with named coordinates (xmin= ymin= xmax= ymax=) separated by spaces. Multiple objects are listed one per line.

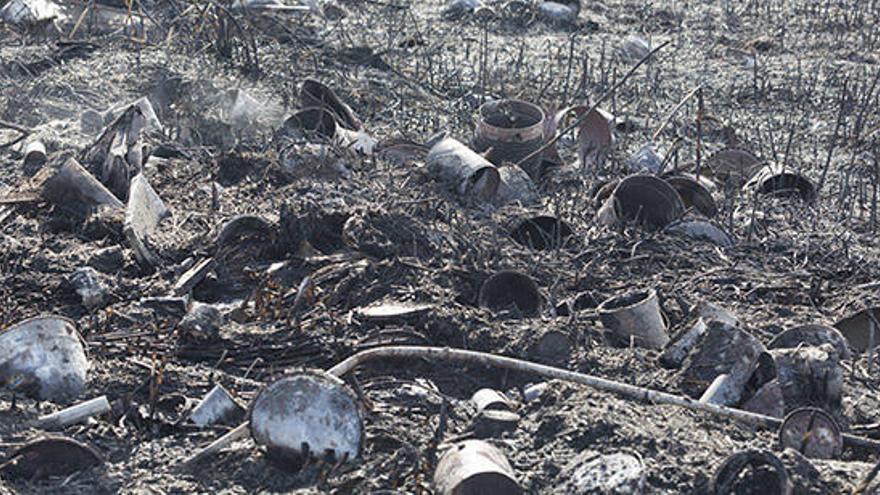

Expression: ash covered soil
xmin=2 ymin=0 xmax=880 ymax=493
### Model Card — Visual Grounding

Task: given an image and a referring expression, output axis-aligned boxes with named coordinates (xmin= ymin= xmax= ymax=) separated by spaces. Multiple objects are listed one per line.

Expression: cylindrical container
xmin=478 ymin=270 xmax=542 ymax=317
xmin=474 ymin=99 xmax=545 ymax=180
xmin=665 ymin=174 xmax=717 ymax=218
xmin=0 ymin=316 xmax=89 ymax=402
xmin=249 ymin=371 xmax=363 ymax=468
xmin=598 ymin=289 xmax=669 ymax=349
xmin=745 ymin=166 xmax=816 ymax=203
xmin=778 ymin=407 xmax=843 ymax=460
xmin=834 ymin=307 xmax=880 ymax=353
xmin=427 ymin=138 xmax=500 ymax=200
xmin=596 ymin=175 xmax=685 ymax=230
xmin=711 ymin=450 xmax=791 ymax=495
xmin=471 ymin=388 xmax=513 ymax=413
xmin=23 ymin=140 xmax=47 ymax=170
xmin=434 ymin=440 xmax=522 ymax=495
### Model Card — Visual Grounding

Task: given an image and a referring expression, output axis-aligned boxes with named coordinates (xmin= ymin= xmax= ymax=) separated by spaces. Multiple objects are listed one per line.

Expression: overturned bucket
xmin=0 ymin=316 xmax=89 ymax=402
xmin=474 ymin=99 xmax=545 ymax=180
xmin=249 ymin=371 xmax=363 ymax=468
xmin=427 ymin=138 xmax=500 ymax=200
xmin=598 ymin=289 xmax=668 ymax=349
xmin=434 ymin=440 xmax=522 ymax=495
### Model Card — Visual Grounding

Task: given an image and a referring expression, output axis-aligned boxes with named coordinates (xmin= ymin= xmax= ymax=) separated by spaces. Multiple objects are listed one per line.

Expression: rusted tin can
xmin=474 ymin=99 xmax=545 ymax=180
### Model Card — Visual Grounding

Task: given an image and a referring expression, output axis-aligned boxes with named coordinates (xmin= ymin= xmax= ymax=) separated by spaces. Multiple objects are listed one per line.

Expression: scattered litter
xmin=665 ymin=174 xmax=717 ymax=217
xmin=39 ymin=157 xmax=125 ymax=213
xmin=355 ymin=301 xmax=433 ymax=322
xmin=705 ymin=148 xmax=763 ymax=187
xmin=627 ymin=143 xmax=664 ymax=173
xmin=660 ymin=301 xmax=738 ymax=368
xmin=474 ymin=99 xmax=546 ymax=180
xmin=0 ymin=316 xmax=89 ymax=402
xmin=434 ymin=440 xmax=521 ymax=495
xmin=124 ymin=173 xmax=169 ymax=268
xmin=189 ymin=385 xmax=245 ymax=427
xmin=36 ymin=396 xmax=111 ymax=429
xmin=558 ymin=451 xmax=645 ymax=494
xmin=444 ymin=0 xmax=482 ymax=19
xmin=472 ymin=409 xmax=520 ymax=438
xmin=179 ymin=303 xmax=224 ymax=342
xmin=87 ymin=245 xmax=125 ymax=273
xmin=619 ymin=35 xmax=651 ymax=63
xmin=22 ymin=140 xmax=47 ymax=171
xmin=677 ymin=320 xmax=765 ymax=404
xmin=746 ymin=167 xmax=817 ymax=202
xmin=495 ymin=164 xmax=539 ymax=206
xmin=523 ymin=382 xmax=548 ymax=402
xmin=537 ymin=2 xmax=579 ymax=24
xmin=768 ymin=324 xmax=851 ymax=360
xmin=833 ymin=308 xmax=880 ymax=353
xmin=69 ymin=267 xmax=108 ymax=308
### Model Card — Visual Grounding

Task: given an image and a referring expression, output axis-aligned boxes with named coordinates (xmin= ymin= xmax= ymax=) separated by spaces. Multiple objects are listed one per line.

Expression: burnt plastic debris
xmin=433 ymin=440 xmax=522 ymax=495
xmin=677 ymin=320 xmax=765 ymax=405
xmin=249 ymin=371 xmax=363 ymax=469
xmin=557 ymin=451 xmax=645 ymax=494
xmin=474 ymin=99 xmax=546 ymax=180
xmin=598 ymin=289 xmax=669 ymax=349
xmin=478 ymin=270 xmax=542 ymax=317
xmin=299 ymin=79 xmax=361 ymax=131
xmin=596 ymin=174 xmax=686 ymax=230
xmin=778 ymin=407 xmax=843 ymax=460
xmin=0 ymin=316 xmax=89 ymax=402
xmin=427 ymin=138 xmax=500 ymax=201
xmin=665 ymin=174 xmax=717 ymax=218
xmin=711 ymin=450 xmax=791 ymax=495
xmin=768 ymin=324 xmax=851 ymax=360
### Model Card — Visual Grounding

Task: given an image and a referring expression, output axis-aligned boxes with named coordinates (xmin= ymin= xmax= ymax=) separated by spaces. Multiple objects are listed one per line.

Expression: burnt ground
xmin=1 ymin=0 xmax=880 ymax=493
